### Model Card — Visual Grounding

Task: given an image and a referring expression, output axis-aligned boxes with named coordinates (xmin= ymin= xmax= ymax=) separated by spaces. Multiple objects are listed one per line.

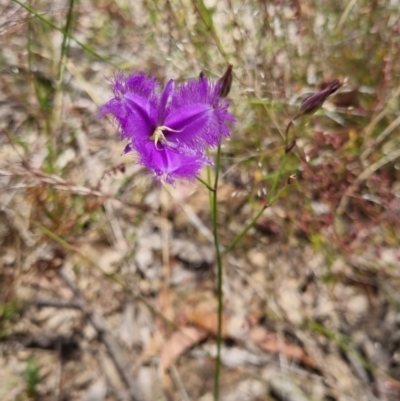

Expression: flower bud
xmin=299 ymin=79 xmax=342 ymax=116
xmin=217 ymin=64 xmax=233 ymax=98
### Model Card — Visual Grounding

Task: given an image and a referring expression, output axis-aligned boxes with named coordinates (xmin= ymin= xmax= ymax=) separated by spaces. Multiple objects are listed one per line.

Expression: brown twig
xmin=32 ymin=297 xmax=84 ymax=309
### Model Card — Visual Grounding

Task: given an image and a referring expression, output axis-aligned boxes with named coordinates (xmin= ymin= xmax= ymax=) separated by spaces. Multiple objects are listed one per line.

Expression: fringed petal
xmin=166 ymin=77 xmax=236 ymax=148
xmin=100 ymin=72 xmax=159 ymax=142
xmin=134 ymin=141 xmax=211 ymax=184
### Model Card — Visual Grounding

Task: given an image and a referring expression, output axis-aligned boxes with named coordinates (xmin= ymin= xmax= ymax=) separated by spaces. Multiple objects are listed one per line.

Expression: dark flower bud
xmin=217 ymin=64 xmax=233 ymax=98
xmin=299 ymin=79 xmax=342 ymax=116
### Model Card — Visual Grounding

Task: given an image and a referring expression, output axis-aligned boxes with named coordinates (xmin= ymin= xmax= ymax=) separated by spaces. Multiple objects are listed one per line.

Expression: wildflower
xmin=100 ymin=71 xmax=235 ymax=182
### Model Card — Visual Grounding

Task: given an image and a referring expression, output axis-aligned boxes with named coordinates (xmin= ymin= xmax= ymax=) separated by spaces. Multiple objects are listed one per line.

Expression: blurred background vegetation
xmin=1 ymin=0 xmax=400 ymax=400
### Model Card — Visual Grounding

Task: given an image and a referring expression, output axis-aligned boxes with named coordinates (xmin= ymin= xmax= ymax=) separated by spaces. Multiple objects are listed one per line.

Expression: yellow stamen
xmin=149 ymin=126 xmax=183 ymax=149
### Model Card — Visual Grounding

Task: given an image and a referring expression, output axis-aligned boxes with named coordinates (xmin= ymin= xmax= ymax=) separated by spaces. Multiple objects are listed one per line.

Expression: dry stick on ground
xmin=57 ymin=269 xmax=146 ymax=401
xmin=32 ymin=297 xmax=84 ymax=309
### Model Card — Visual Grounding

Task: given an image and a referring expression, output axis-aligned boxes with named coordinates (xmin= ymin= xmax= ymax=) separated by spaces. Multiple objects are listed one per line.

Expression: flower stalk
xmin=212 ymin=145 xmax=223 ymax=401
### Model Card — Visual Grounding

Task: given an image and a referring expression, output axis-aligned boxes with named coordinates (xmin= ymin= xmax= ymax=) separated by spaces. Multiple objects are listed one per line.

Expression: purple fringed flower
xmin=100 ymin=71 xmax=235 ymax=183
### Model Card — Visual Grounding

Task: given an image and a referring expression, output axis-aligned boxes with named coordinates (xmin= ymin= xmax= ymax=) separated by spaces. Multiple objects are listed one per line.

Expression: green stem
xmin=57 ymin=0 xmax=76 ymax=82
xmin=268 ymin=153 xmax=288 ymax=204
xmin=197 ymin=176 xmax=215 ymax=192
xmin=27 ymin=2 xmax=56 ymax=169
xmin=223 ymin=203 xmax=267 ymax=255
xmin=206 ymin=150 xmax=214 ymax=214
xmin=212 ymin=145 xmax=223 ymax=401
xmin=223 ymin=154 xmax=290 ymax=255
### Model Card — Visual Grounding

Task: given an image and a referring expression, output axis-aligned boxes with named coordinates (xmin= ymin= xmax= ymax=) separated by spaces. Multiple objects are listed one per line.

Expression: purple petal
xmin=126 ymin=73 xmax=157 ymax=96
xmin=166 ymin=77 xmax=236 ymax=148
xmin=99 ymin=72 xmax=159 ymax=142
xmin=134 ymin=141 xmax=211 ymax=183
xmin=114 ymin=71 xmax=159 ymax=99
xmin=174 ymin=77 xmax=217 ymax=109
xmin=163 ymin=103 xmax=215 ymax=150
xmin=158 ymin=79 xmax=175 ymax=123
xmin=123 ymin=92 xmax=158 ymax=140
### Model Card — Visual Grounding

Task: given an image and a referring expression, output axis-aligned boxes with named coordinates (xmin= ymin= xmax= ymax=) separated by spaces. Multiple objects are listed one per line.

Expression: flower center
xmin=149 ymin=126 xmax=182 ymax=150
